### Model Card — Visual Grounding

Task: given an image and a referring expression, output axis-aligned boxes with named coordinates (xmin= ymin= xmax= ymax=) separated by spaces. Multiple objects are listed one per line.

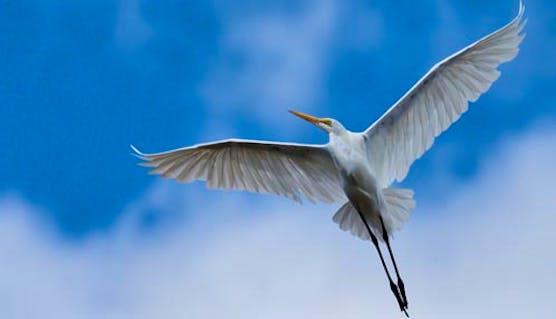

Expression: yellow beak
xmin=289 ymin=110 xmax=325 ymax=125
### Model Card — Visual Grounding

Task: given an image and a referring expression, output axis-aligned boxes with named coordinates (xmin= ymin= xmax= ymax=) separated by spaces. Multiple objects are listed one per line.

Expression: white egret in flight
xmin=133 ymin=3 xmax=525 ymax=316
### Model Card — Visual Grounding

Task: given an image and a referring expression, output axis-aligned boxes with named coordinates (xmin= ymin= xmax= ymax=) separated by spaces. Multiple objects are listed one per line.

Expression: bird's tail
xmin=381 ymin=187 xmax=415 ymax=232
xmin=332 ymin=201 xmax=372 ymax=241
xmin=332 ymin=187 xmax=415 ymax=241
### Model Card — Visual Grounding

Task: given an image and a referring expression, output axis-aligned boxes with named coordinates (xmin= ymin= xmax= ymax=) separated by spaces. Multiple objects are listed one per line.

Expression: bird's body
xmin=133 ymin=3 xmax=526 ymax=316
xmin=331 ymin=131 xmax=383 ymax=227
xmin=327 ymin=129 xmax=395 ymax=239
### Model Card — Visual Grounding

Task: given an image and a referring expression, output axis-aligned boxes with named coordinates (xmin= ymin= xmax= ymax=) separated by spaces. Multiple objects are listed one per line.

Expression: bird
xmin=132 ymin=3 xmax=525 ymax=317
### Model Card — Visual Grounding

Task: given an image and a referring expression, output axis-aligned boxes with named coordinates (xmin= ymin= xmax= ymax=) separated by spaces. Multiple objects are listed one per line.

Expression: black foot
xmin=389 ymin=280 xmax=405 ymax=312
xmin=398 ymin=278 xmax=408 ymax=309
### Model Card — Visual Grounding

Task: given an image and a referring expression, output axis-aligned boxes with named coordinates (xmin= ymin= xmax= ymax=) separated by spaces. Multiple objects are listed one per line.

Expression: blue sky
xmin=1 ymin=0 xmax=556 ymax=318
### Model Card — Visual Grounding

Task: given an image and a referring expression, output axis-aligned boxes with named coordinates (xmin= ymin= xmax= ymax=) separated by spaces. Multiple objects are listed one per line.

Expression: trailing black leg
xmin=354 ymin=208 xmax=408 ymax=317
xmin=380 ymin=216 xmax=408 ymax=309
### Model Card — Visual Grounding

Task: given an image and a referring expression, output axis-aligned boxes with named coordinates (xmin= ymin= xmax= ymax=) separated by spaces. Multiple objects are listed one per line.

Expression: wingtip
xmin=517 ymin=1 xmax=527 ymax=35
xmin=130 ymin=144 xmax=141 ymax=154
xmin=508 ymin=1 xmax=526 ymax=35
xmin=518 ymin=0 xmax=525 ymax=20
xmin=130 ymin=144 xmax=147 ymax=160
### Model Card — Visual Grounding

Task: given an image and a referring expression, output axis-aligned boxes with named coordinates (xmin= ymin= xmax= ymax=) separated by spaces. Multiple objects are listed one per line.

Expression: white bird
xmin=133 ymin=3 xmax=525 ymax=316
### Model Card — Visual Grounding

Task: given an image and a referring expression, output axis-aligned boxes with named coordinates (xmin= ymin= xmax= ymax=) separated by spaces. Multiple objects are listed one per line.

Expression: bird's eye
xmin=321 ymin=119 xmax=332 ymax=127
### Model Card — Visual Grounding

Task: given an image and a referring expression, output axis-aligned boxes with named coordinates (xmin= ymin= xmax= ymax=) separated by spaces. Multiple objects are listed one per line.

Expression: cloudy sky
xmin=1 ymin=0 xmax=555 ymax=318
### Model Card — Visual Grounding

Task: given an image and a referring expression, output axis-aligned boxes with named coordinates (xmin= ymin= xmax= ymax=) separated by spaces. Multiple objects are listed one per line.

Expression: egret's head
xmin=289 ymin=110 xmax=345 ymax=135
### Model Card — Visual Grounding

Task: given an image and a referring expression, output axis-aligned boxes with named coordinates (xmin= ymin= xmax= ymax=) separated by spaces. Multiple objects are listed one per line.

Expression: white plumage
xmin=365 ymin=3 xmax=525 ymax=187
xmin=133 ymin=3 xmax=525 ymax=315
xmin=132 ymin=140 xmax=345 ymax=203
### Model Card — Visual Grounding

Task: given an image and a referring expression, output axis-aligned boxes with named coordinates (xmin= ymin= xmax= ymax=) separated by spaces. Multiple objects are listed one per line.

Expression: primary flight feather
xmin=133 ymin=3 xmax=525 ymax=316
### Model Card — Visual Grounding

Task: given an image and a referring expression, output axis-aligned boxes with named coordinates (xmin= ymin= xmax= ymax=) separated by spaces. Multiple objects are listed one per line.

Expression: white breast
xmin=329 ymin=133 xmax=368 ymax=176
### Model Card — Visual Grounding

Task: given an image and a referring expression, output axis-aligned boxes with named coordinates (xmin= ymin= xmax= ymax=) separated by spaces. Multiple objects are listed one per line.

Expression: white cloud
xmin=1 ymin=122 xmax=556 ymax=318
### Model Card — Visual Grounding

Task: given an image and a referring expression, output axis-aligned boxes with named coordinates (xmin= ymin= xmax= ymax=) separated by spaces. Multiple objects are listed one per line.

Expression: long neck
xmin=328 ymin=130 xmax=364 ymax=160
xmin=328 ymin=124 xmax=349 ymax=143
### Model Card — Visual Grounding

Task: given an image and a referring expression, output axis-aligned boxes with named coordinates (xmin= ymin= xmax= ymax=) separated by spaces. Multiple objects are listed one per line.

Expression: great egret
xmin=133 ymin=3 xmax=525 ymax=316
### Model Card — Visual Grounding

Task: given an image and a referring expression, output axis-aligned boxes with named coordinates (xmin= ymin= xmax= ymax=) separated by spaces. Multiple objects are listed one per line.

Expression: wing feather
xmin=132 ymin=139 xmax=346 ymax=203
xmin=364 ymin=3 xmax=525 ymax=187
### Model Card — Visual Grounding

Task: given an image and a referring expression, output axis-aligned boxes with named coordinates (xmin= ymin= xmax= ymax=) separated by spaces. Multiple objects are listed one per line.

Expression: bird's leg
xmin=354 ymin=208 xmax=409 ymax=317
xmin=380 ymin=216 xmax=409 ymax=310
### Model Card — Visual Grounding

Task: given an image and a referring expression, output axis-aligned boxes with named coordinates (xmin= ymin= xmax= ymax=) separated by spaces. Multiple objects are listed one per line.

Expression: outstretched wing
xmin=132 ymin=139 xmax=346 ymax=203
xmin=364 ymin=3 xmax=526 ymax=187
